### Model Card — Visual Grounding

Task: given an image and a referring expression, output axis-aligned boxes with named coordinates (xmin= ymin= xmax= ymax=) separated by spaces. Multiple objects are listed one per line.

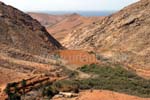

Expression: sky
xmin=1 ymin=0 xmax=139 ymax=12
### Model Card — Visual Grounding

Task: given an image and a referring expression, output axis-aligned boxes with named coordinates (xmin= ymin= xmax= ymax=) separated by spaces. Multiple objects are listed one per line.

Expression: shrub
xmin=53 ymin=64 xmax=150 ymax=97
xmin=78 ymin=64 xmax=150 ymax=97
xmin=42 ymin=86 xmax=59 ymax=99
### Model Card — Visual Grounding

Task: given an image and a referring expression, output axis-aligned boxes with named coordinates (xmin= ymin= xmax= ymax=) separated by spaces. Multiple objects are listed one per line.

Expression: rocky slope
xmin=0 ymin=2 xmax=62 ymax=56
xmin=0 ymin=1 xmax=63 ymax=96
xmin=63 ymin=0 xmax=150 ymax=70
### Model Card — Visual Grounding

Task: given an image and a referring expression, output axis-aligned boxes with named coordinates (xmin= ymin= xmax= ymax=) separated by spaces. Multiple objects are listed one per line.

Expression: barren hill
xmin=0 ymin=2 xmax=62 ymax=56
xmin=29 ymin=12 xmax=103 ymax=43
xmin=0 ymin=1 xmax=150 ymax=99
xmin=28 ymin=12 xmax=69 ymax=27
xmin=47 ymin=14 xmax=103 ymax=43
xmin=63 ymin=0 xmax=150 ymax=70
xmin=0 ymin=1 xmax=63 ymax=95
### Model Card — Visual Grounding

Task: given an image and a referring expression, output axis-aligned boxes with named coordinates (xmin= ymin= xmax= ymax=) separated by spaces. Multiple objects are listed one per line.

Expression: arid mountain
xmin=0 ymin=2 xmax=62 ymax=55
xmin=0 ymin=1 xmax=63 ymax=96
xmin=63 ymin=0 xmax=150 ymax=70
xmin=47 ymin=14 xmax=103 ymax=43
xmin=29 ymin=12 xmax=103 ymax=43
xmin=28 ymin=12 xmax=69 ymax=27
xmin=0 ymin=1 xmax=150 ymax=100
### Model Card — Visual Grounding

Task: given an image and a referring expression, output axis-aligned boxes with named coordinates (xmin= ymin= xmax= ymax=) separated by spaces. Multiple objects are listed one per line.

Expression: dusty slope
xmin=63 ymin=0 xmax=150 ymax=70
xmin=53 ymin=90 xmax=150 ymax=100
xmin=30 ymin=12 xmax=103 ymax=44
xmin=28 ymin=12 xmax=69 ymax=27
xmin=47 ymin=14 xmax=103 ymax=43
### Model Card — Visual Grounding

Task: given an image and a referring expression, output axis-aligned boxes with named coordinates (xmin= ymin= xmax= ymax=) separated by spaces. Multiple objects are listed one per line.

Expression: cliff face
xmin=0 ymin=2 xmax=62 ymax=55
xmin=63 ymin=0 xmax=150 ymax=68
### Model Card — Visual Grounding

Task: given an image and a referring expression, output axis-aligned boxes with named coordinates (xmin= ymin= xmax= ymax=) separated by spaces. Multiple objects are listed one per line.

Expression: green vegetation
xmin=41 ymin=85 xmax=59 ymax=99
xmin=78 ymin=64 xmax=150 ymax=97
xmin=4 ymin=79 xmax=27 ymax=100
xmin=4 ymin=83 xmax=21 ymax=100
xmin=52 ymin=64 xmax=150 ymax=98
xmin=53 ymin=80 xmax=79 ymax=93
xmin=6 ymin=64 xmax=148 ymax=99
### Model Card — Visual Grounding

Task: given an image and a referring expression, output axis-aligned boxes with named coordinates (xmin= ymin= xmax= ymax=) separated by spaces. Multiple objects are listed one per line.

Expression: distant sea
xmin=36 ymin=11 xmax=117 ymax=17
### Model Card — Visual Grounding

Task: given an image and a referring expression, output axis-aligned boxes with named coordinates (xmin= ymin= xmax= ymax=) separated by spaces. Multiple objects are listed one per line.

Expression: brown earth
xmin=0 ymin=1 xmax=63 ymax=99
xmin=0 ymin=0 xmax=150 ymax=99
xmin=29 ymin=12 xmax=103 ymax=44
xmin=59 ymin=50 xmax=98 ymax=66
xmin=0 ymin=47 xmax=62 ymax=99
xmin=0 ymin=67 xmax=27 ymax=90
xmin=47 ymin=14 xmax=103 ymax=44
xmin=53 ymin=90 xmax=150 ymax=100
xmin=62 ymin=0 xmax=150 ymax=75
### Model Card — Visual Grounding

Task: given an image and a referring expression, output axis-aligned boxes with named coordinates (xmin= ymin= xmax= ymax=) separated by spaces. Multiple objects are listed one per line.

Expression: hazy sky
xmin=1 ymin=0 xmax=139 ymax=11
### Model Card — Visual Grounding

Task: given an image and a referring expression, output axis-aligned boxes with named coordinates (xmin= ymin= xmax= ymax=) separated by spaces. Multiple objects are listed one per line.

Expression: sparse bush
xmin=88 ymin=51 xmax=95 ymax=54
xmin=53 ymin=80 xmax=79 ymax=93
xmin=78 ymin=64 xmax=150 ymax=97
xmin=42 ymin=86 xmax=59 ymax=99
xmin=4 ymin=83 xmax=21 ymax=100
xmin=52 ymin=64 xmax=150 ymax=98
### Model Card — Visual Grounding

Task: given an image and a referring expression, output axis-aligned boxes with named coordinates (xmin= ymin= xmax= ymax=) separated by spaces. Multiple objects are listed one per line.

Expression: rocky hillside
xmin=0 ymin=2 xmax=62 ymax=56
xmin=63 ymin=0 xmax=150 ymax=69
xmin=0 ymin=1 xmax=64 ymax=95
